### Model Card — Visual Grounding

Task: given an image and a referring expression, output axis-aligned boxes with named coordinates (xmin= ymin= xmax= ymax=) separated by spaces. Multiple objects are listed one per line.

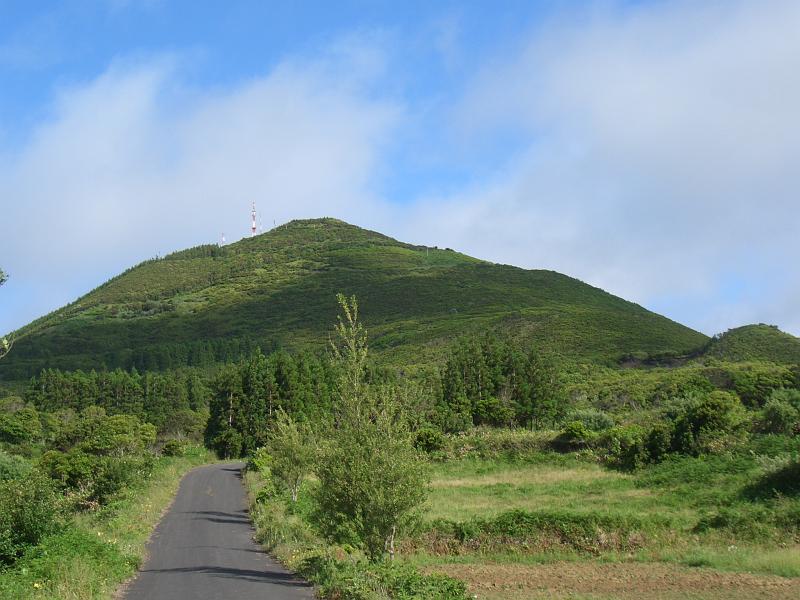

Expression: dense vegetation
xmin=3 ymin=225 xmax=800 ymax=597
xmin=704 ymin=324 xmax=800 ymax=364
xmin=0 ymin=219 xmax=708 ymax=379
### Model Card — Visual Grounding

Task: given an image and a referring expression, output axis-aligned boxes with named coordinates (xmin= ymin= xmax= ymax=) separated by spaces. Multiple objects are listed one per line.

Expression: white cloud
xmin=0 ymin=50 xmax=400 ymax=332
xmin=3 ymin=0 xmax=799 ymax=340
xmin=395 ymin=0 xmax=800 ymax=335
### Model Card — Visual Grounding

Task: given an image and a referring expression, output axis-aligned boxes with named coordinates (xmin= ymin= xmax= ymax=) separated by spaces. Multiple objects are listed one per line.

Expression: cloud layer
xmin=398 ymin=0 xmax=800 ymax=335
xmin=0 ymin=52 xmax=399 ymax=330
xmin=2 ymin=0 xmax=799 ymax=337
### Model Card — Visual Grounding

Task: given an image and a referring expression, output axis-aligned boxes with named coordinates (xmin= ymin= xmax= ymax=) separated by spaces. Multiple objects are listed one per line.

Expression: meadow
xmin=244 ymin=422 xmax=800 ymax=599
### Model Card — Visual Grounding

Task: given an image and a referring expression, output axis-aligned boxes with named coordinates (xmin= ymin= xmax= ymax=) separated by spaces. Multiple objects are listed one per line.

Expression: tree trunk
xmin=387 ymin=525 xmax=396 ymax=561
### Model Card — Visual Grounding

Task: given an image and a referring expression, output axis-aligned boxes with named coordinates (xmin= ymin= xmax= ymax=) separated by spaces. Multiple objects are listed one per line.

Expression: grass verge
xmin=244 ymin=470 xmax=470 ymax=599
xmin=0 ymin=445 xmax=213 ymax=600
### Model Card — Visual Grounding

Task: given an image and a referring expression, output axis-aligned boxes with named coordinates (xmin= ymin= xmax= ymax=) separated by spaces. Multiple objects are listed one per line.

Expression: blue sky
xmin=1 ymin=0 xmax=799 ymax=338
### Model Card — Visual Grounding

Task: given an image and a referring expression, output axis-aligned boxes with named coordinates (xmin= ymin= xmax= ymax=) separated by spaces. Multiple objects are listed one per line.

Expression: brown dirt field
xmin=427 ymin=562 xmax=800 ymax=600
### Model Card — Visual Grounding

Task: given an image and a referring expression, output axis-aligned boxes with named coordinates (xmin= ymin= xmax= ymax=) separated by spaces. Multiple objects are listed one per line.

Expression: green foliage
xmin=25 ymin=367 xmax=210 ymax=434
xmin=671 ymin=391 xmax=747 ymax=455
xmin=730 ymin=363 xmax=796 ymax=407
xmin=266 ymin=409 xmax=316 ymax=502
xmin=598 ymin=424 xmax=649 ymax=470
xmin=435 ymin=428 xmax=554 ymax=460
xmin=314 ymin=295 xmax=428 ymax=561
xmin=744 ymin=456 xmax=800 ymax=499
xmin=39 ymin=450 xmax=155 ymax=506
xmin=161 ymin=439 xmax=186 ymax=456
xmin=704 ymin=324 xmax=800 ymax=364
xmin=205 ymin=349 xmax=335 ymax=458
xmin=1 ymin=218 xmax=708 ymax=380
xmin=426 ymin=509 xmax=648 ymax=554
xmin=0 ymin=451 xmax=31 ymax=482
xmin=0 ymin=472 xmax=63 ymax=564
xmin=759 ymin=396 xmax=800 ymax=435
xmin=415 ymin=426 xmax=446 ymax=453
xmin=298 ymin=553 xmax=469 ymax=600
xmin=558 ymin=420 xmax=596 ymax=446
xmin=568 ymin=408 xmax=615 ymax=431
xmin=439 ymin=334 xmax=567 ymax=431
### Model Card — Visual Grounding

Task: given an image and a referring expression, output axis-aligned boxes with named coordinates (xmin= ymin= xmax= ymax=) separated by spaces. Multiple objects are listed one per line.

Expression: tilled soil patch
xmin=427 ymin=561 xmax=800 ymax=600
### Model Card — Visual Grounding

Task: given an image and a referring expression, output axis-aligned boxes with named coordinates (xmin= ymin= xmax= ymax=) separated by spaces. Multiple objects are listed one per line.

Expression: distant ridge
xmin=703 ymin=324 xmax=800 ymax=365
xmin=0 ymin=218 xmax=708 ymax=379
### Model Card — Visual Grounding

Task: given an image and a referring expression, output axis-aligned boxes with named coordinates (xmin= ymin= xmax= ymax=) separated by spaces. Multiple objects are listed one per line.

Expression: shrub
xmin=415 ymin=426 xmax=445 ymax=453
xmin=161 ymin=439 xmax=186 ymax=456
xmin=266 ymin=409 xmax=316 ymax=502
xmin=567 ymin=409 xmax=615 ymax=432
xmin=298 ymin=553 xmax=469 ymax=600
xmin=39 ymin=450 xmax=154 ymax=506
xmin=0 ymin=450 xmax=31 ymax=482
xmin=557 ymin=421 xmax=596 ymax=448
xmin=0 ymin=472 xmax=63 ymax=564
xmin=759 ymin=398 xmax=799 ymax=435
xmin=248 ymin=447 xmax=272 ymax=473
xmin=744 ymin=457 xmax=800 ymax=499
xmin=645 ymin=421 xmax=674 ymax=463
xmin=672 ymin=391 xmax=748 ymax=455
xmin=600 ymin=425 xmax=648 ymax=470
xmin=770 ymin=388 xmax=800 ymax=411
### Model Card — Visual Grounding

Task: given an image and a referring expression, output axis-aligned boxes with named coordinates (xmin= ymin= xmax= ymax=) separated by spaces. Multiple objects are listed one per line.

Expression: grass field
xmin=249 ymin=431 xmax=800 ymax=599
xmin=413 ymin=450 xmax=800 ymax=598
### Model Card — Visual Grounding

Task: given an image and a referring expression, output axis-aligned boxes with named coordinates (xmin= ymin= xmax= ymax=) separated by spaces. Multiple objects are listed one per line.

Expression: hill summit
xmin=703 ymin=324 xmax=800 ymax=364
xmin=1 ymin=218 xmax=708 ymax=379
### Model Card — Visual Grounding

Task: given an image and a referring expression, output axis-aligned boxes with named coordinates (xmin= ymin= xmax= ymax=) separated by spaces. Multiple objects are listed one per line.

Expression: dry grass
xmin=431 ymin=467 xmax=621 ymax=489
xmin=425 ymin=459 xmax=667 ymax=523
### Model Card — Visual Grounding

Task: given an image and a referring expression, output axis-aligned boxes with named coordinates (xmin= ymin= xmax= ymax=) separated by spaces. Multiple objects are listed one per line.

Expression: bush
xmin=599 ymin=425 xmax=648 ymax=470
xmin=770 ymin=388 xmax=800 ymax=411
xmin=0 ymin=450 xmax=32 ymax=482
xmin=644 ymin=421 xmax=674 ymax=463
xmin=415 ymin=426 xmax=445 ymax=453
xmin=557 ymin=421 xmax=596 ymax=448
xmin=0 ymin=472 xmax=63 ymax=564
xmin=567 ymin=409 xmax=615 ymax=432
xmin=161 ymin=439 xmax=186 ymax=456
xmin=759 ymin=398 xmax=799 ymax=435
xmin=672 ymin=391 xmax=747 ymax=455
xmin=39 ymin=450 xmax=154 ymax=506
xmin=744 ymin=457 xmax=800 ymax=499
xmin=298 ymin=553 xmax=469 ymax=600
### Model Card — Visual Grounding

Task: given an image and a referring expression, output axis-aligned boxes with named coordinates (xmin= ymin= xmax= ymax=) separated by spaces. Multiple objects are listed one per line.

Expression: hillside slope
xmin=703 ymin=324 xmax=800 ymax=364
xmin=0 ymin=218 xmax=707 ymax=379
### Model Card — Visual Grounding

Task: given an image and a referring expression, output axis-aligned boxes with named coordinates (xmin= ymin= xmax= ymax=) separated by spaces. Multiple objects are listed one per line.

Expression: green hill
xmin=0 ymin=218 xmax=707 ymax=379
xmin=703 ymin=324 xmax=800 ymax=364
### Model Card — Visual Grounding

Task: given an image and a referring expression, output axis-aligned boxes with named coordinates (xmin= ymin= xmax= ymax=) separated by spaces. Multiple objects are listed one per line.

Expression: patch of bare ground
xmin=426 ymin=562 xmax=800 ymax=600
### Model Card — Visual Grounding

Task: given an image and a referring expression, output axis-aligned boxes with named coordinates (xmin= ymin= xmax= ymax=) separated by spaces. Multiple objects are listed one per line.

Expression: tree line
xmin=25 ymin=368 xmax=209 ymax=434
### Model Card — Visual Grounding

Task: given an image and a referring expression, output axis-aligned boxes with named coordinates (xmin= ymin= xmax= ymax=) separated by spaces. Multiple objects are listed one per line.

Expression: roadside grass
xmin=0 ymin=446 xmax=213 ymax=600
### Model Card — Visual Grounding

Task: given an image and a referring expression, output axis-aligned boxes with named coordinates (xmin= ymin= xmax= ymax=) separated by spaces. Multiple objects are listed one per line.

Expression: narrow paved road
xmin=123 ymin=462 xmax=313 ymax=600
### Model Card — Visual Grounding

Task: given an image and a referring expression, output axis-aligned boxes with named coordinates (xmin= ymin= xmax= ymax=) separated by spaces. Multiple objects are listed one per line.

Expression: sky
xmin=1 ymin=0 xmax=799 ymax=338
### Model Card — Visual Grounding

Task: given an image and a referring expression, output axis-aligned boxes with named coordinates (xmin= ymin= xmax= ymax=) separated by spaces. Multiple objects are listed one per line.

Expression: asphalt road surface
xmin=123 ymin=462 xmax=314 ymax=600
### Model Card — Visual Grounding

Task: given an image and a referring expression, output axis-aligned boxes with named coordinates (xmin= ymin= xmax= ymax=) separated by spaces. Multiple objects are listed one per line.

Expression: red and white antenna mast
xmin=251 ymin=202 xmax=257 ymax=237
